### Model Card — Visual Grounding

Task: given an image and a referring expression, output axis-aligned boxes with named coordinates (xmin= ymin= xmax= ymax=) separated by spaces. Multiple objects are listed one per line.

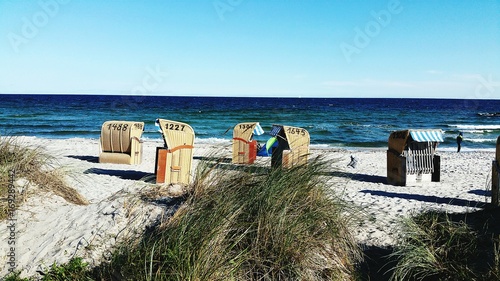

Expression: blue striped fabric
xmin=409 ymin=130 xmax=444 ymax=142
xmin=270 ymin=125 xmax=282 ymax=136
xmin=253 ymin=122 xmax=264 ymax=135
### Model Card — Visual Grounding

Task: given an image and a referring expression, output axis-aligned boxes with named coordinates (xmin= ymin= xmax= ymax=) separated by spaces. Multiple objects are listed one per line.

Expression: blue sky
xmin=1 ymin=0 xmax=499 ymax=98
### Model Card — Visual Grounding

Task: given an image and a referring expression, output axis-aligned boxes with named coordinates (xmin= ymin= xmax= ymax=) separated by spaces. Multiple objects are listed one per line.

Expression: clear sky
xmin=1 ymin=0 xmax=499 ymax=98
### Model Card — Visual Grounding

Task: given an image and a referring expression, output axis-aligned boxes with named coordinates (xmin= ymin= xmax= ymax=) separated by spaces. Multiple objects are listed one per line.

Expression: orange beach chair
xmin=232 ymin=122 xmax=262 ymax=164
xmin=155 ymin=119 xmax=195 ymax=185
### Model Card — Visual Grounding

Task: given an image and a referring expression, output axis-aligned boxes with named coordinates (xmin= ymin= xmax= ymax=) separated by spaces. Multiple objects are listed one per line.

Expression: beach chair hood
xmin=388 ymin=129 xmax=443 ymax=154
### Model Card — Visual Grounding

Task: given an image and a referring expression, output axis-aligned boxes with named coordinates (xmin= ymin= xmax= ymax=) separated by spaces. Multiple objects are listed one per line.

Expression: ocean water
xmin=1 ymin=94 xmax=500 ymax=151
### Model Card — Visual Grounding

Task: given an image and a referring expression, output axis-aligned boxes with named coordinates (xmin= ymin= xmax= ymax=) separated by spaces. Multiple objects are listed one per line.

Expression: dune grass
xmin=90 ymin=157 xmax=361 ymax=280
xmin=0 ymin=136 xmax=88 ymax=220
xmin=5 ymin=257 xmax=93 ymax=281
xmin=389 ymin=210 xmax=500 ymax=281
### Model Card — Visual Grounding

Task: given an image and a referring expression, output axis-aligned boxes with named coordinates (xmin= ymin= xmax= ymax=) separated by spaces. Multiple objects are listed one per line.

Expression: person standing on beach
xmin=456 ymin=132 xmax=463 ymax=152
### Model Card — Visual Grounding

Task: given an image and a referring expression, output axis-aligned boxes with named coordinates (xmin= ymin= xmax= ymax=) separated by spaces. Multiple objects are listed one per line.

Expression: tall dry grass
xmin=0 ymin=136 xmax=88 ymax=220
xmin=94 ymin=157 xmax=361 ymax=280
xmin=389 ymin=210 xmax=500 ymax=281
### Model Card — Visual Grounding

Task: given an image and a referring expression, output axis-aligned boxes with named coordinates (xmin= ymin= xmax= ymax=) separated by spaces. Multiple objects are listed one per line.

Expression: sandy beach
xmin=0 ymin=137 xmax=495 ymax=278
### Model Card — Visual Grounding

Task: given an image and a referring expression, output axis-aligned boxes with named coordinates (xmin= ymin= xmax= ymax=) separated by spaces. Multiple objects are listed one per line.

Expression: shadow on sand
xmin=194 ymin=156 xmax=271 ymax=174
xmin=193 ymin=156 xmax=233 ymax=163
xmin=468 ymin=189 xmax=491 ymax=197
xmin=84 ymin=168 xmax=154 ymax=182
xmin=357 ymin=245 xmax=396 ymax=281
xmin=327 ymin=170 xmax=387 ymax=184
xmin=360 ymin=190 xmax=488 ymax=209
xmin=67 ymin=155 xmax=99 ymax=163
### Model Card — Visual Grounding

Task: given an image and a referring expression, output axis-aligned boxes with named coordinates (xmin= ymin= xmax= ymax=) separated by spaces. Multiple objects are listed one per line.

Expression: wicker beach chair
xmin=387 ymin=129 xmax=443 ymax=186
xmin=155 ymin=119 xmax=195 ymax=185
xmin=270 ymin=124 xmax=310 ymax=169
xmin=99 ymin=121 xmax=144 ymax=165
xmin=232 ymin=122 xmax=263 ymax=164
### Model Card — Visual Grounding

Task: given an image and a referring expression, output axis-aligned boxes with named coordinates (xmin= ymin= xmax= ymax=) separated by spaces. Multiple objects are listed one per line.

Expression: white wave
xmin=463 ymin=129 xmax=494 ymax=133
xmin=439 ymin=146 xmax=495 ymax=152
xmin=448 ymin=124 xmax=500 ymax=130
xmin=195 ymin=137 xmax=232 ymax=145
xmin=144 ymin=136 xmax=232 ymax=145
xmin=310 ymin=143 xmax=331 ymax=149
xmin=465 ymin=138 xmax=497 ymax=143
xmin=446 ymin=129 xmax=495 ymax=134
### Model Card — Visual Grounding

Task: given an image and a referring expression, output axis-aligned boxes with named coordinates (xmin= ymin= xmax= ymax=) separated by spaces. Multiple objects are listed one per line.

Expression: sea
xmin=1 ymin=94 xmax=500 ymax=151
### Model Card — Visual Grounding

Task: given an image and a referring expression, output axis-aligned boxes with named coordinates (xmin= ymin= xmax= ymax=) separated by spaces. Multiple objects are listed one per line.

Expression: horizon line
xmin=0 ymin=92 xmax=499 ymax=100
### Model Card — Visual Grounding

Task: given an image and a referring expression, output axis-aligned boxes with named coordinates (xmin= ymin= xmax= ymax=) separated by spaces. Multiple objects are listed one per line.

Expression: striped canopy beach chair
xmin=269 ymin=124 xmax=310 ymax=169
xmin=155 ymin=119 xmax=195 ymax=185
xmin=232 ymin=122 xmax=263 ymax=164
xmin=387 ymin=129 xmax=443 ymax=186
xmin=99 ymin=121 xmax=144 ymax=165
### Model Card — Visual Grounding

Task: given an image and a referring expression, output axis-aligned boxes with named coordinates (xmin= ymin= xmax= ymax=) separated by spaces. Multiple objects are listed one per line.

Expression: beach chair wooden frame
xmin=492 ymin=136 xmax=500 ymax=205
xmin=99 ymin=121 xmax=144 ymax=165
xmin=232 ymin=122 xmax=258 ymax=164
xmin=270 ymin=124 xmax=310 ymax=169
xmin=155 ymin=119 xmax=195 ymax=185
xmin=387 ymin=129 xmax=443 ymax=186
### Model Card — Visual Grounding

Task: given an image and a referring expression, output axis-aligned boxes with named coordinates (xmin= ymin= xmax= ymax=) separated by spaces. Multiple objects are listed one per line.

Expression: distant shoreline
xmin=12 ymin=135 xmax=496 ymax=153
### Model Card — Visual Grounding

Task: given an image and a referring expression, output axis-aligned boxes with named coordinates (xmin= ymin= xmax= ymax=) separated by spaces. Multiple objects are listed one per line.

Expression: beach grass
xmin=4 ymin=257 xmax=92 ymax=281
xmin=389 ymin=209 xmax=500 ymax=281
xmin=91 ymin=156 xmax=361 ymax=280
xmin=0 ymin=136 xmax=88 ymax=220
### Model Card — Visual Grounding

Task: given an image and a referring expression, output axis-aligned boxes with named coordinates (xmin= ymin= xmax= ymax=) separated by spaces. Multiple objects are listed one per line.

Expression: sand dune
xmin=0 ymin=137 xmax=495 ymax=277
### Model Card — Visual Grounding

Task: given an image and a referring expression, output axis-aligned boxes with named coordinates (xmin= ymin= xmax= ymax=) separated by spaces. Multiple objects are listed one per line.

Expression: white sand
xmin=0 ymin=137 xmax=495 ymax=277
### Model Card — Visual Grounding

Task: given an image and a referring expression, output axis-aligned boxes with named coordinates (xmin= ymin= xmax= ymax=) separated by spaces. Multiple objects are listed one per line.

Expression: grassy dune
xmin=0 ymin=136 xmax=88 ymax=221
xmin=390 ymin=209 xmax=500 ymax=281
xmin=91 ymin=157 xmax=362 ymax=280
xmin=7 ymin=142 xmax=500 ymax=280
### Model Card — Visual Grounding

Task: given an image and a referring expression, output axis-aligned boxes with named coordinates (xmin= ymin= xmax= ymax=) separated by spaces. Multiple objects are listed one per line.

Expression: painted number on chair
xmin=239 ymin=124 xmax=254 ymax=130
xmin=107 ymin=123 xmax=129 ymax=131
xmin=286 ymin=127 xmax=306 ymax=136
xmin=164 ymin=123 xmax=186 ymax=131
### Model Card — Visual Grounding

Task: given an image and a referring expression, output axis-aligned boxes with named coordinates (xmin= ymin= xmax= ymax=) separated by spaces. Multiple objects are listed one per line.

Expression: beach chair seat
xmin=232 ymin=122 xmax=263 ymax=164
xmin=155 ymin=119 xmax=195 ymax=185
xmin=99 ymin=121 xmax=144 ymax=165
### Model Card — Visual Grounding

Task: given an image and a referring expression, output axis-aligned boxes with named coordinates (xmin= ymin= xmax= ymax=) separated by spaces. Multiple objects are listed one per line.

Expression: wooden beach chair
xmin=155 ymin=119 xmax=195 ymax=185
xmin=387 ymin=129 xmax=443 ymax=186
xmin=270 ymin=124 xmax=310 ymax=169
xmin=99 ymin=121 xmax=144 ymax=165
xmin=492 ymin=136 xmax=500 ymax=205
xmin=232 ymin=122 xmax=260 ymax=164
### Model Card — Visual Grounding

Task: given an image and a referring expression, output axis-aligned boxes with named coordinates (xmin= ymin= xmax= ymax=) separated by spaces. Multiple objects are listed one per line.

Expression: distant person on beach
xmin=456 ymin=132 xmax=463 ymax=152
xmin=347 ymin=155 xmax=358 ymax=168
